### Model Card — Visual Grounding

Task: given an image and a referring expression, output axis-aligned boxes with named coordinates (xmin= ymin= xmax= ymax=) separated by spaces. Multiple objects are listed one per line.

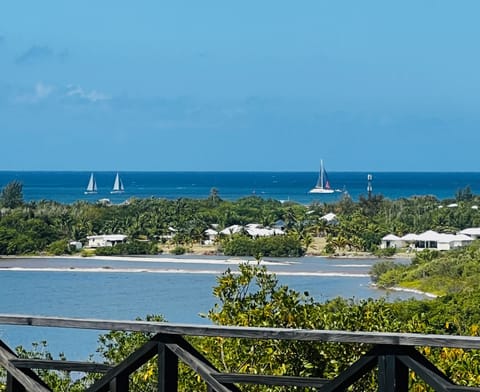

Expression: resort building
xmin=381 ymin=230 xmax=474 ymax=251
xmin=86 ymin=234 xmax=127 ymax=248
xmin=204 ymin=228 xmax=219 ymax=245
xmin=459 ymin=227 xmax=480 ymax=240
xmin=321 ymin=213 xmax=338 ymax=225
xmin=214 ymin=223 xmax=285 ymax=241
xmin=380 ymin=234 xmax=405 ymax=249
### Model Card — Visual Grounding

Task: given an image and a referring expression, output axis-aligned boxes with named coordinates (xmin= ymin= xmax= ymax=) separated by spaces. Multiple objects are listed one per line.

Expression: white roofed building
xmin=380 ymin=234 xmax=405 ymax=249
xmin=204 ymin=228 xmax=219 ymax=245
xmin=219 ymin=223 xmax=284 ymax=238
xmin=459 ymin=227 xmax=480 ymax=240
xmin=409 ymin=230 xmax=473 ymax=251
xmin=87 ymin=234 xmax=127 ymax=248
xmin=320 ymin=213 xmax=338 ymax=225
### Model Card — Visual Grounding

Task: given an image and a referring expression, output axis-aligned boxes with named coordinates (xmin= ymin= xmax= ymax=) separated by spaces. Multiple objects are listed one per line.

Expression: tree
xmin=0 ymin=180 xmax=24 ymax=208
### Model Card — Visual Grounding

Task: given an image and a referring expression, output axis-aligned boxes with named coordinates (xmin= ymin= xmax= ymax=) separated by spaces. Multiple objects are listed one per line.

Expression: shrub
xmin=171 ymin=245 xmax=187 ymax=255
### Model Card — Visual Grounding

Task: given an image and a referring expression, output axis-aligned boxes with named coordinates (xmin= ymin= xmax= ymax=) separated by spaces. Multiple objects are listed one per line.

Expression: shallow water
xmin=0 ymin=255 xmax=423 ymax=360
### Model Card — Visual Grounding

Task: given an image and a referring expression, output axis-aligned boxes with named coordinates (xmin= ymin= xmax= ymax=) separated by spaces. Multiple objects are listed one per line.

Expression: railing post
xmin=6 ymin=373 xmax=26 ymax=392
xmin=158 ymin=343 xmax=178 ymax=392
xmin=109 ymin=373 xmax=129 ymax=392
xmin=378 ymin=352 xmax=408 ymax=392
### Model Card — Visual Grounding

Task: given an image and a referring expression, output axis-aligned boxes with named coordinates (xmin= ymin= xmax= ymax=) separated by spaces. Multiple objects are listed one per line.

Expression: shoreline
xmin=371 ymin=283 xmax=438 ymax=299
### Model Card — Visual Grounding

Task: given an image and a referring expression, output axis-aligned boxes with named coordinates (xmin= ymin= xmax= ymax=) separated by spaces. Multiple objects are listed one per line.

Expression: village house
xmin=381 ymin=230 xmax=475 ymax=251
xmin=205 ymin=223 xmax=285 ymax=244
xmin=86 ymin=234 xmax=128 ymax=248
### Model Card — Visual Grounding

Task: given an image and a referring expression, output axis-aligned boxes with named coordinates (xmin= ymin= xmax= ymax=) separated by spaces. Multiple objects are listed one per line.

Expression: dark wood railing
xmin=1 ymin=314 xmax=480 ymax=391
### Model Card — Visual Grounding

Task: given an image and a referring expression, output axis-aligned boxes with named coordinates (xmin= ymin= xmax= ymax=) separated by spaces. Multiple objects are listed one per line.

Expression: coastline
xmin=371 ymin=283 xmax=438 ymax=299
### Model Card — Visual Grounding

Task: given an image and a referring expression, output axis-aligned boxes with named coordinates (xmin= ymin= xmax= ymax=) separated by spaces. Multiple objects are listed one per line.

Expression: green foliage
xmin=1 ymin=186 xmax=480 ymax=256
xmin=171 ymin=245 xmax=187 ymax=255
xmin=0 ymin=180 xmax=24 ymax=209
xmin=94 ymin=241 xmax=158 ymax=256
xmin=221 ymin=234 xmax=305 ymax=257
xmin=46 ymin=239 xmax=71 ymax=255
xmin=370 ymin=260 xmax=398 ymax=283
xmin=456 ymin=185 xmax=474 ymax=202
xmin=373 ymin=246 xmax=396 ymax=257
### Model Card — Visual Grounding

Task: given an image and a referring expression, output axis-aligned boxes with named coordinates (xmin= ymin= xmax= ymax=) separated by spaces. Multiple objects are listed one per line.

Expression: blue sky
xmin=1 ymin=1 xmax=480 ymax=171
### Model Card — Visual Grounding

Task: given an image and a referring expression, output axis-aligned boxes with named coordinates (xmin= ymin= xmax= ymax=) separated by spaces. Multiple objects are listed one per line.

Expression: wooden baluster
xmin=378 ymin=354 xmax=408 ymax=392
xmin=6 ymin=373 xmax=26 ymax=392
xmin=109 ymin=373 xmax=129 ymax=392
xmin=158 ymin=343 xmax=178 ymax=392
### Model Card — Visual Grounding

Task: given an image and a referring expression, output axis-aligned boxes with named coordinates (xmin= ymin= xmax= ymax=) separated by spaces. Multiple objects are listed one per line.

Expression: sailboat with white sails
xmin=111 ymin=172 xmax=125 ymax=194
xmin=84 ymin=173 xmax=98 ymax=194
xmin=308 ymin=160 xmax=340 ymax=194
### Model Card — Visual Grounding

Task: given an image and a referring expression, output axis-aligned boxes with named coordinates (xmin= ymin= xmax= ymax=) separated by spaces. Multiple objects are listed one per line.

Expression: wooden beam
xmin=317 ymin=345 xmax=381 ymax=392
xmin=378 ymin=355 xmax=408 ymax=392
xmin=10 ymin=359 xmax=112 ymax=373
xmin=2 ymin=314 xmax=480 ymax=349
xmin=156 ymin=334 xmax=241 ymax=392
xmin=86 ymin=339 xmax=159 ymax=392
xmin=0 ymin=345 xmax=52 ymax=392
xmin=214 ymin=373 xmax=328 ymax=387
xmin=157 ymin=343 xmax=178 ymax=392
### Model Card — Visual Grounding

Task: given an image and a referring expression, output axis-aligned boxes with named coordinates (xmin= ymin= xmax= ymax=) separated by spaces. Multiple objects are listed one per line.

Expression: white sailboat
xmin=308 ymin=160 xmax=339 ymax=194
xmin=84 ymin=173 xmax=98 ymax=194
xmin=110 ymin=172 xmax=125 ymax=194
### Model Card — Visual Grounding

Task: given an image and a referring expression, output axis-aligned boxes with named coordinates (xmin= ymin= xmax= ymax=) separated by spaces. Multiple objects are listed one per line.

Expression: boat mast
xmin=320 ymin=160 xmax=324 ymax=188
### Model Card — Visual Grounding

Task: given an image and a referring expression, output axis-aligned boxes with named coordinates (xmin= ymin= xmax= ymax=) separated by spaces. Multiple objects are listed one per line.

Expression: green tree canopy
xmin=0 ymin=180 xmax=24 ymax=209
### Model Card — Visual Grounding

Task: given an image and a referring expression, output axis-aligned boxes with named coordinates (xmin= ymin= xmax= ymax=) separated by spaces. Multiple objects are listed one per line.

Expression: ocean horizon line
xmin=2 ymin=169 xmax=480 ymax=174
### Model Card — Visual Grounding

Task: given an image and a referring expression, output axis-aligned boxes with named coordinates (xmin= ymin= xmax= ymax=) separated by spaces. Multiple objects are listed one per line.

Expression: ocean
xmin=1 ymin=171 xmax=480 ymax=204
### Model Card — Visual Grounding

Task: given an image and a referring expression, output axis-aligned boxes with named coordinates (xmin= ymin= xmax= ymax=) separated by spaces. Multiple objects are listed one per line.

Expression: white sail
xmin=111 ymin=173 xmax=125 ymax=194
xmin=308 ymin=160 xmax=338 ymax=194
xmin=85 ymin=173 xmax=97 ymax=194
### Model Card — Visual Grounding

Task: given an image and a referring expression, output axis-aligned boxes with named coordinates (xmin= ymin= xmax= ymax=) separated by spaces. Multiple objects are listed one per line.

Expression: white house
xmin=459 ymin=227 xmax=480 ymax=240
xmin=87 ymin=234 xmax=127 ymax=248
xmin=204 ymin=228 xmax=219 ymax=245
xmin=69 ymin=241 xmax=83 ymax=250
xmin=410 ymin=230 xmax=473 ymax=251
xmin=321 ymin=213 xmax=338 ymax=225
xmin=219 ymin=223 xmax=284 ymax=238
xmin=380 ymin=234 xmax=405 ymax=249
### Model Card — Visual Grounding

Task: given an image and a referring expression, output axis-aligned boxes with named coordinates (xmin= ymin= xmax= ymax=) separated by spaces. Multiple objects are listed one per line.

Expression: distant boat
xmin=111 ymin=173 xmax=125 ymax=194
xmin=308 ymin=160 xmax=340 ymax=194
xmin=85 ymin=173 xmax=98 ymax=194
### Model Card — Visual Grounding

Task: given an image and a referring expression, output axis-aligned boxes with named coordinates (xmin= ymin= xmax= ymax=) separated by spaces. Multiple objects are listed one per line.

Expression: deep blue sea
xmin=1 ymin=171 xmax=480 ymax=204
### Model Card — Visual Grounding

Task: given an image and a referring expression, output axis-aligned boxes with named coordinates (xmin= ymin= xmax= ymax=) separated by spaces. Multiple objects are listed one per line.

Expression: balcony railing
xmin=1 ymin=314 xmax=480 ymax=391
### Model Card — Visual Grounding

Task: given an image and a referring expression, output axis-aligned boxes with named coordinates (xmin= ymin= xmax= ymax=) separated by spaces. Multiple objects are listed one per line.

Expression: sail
xmin=111 ymin=173 xmax=125 ymax=193
xmin=309 ymin=160 xmax=336 ymax=194
xmin=85 ymin=173 xmax=97 ymax=194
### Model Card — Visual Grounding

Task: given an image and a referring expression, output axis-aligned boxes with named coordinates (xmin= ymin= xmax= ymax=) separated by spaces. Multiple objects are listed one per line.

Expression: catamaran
xmin=85 ymin=173 xmax=98 ymax=194
xmin=308 ymin=160 xmax=340 ymax=194
xmin=111 ymin=172 xmax=125 ymax=194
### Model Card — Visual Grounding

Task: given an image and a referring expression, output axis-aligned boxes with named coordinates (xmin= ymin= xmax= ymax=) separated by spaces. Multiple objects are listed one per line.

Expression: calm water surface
xmin=0 ymin=256 xmax=424 ymax=360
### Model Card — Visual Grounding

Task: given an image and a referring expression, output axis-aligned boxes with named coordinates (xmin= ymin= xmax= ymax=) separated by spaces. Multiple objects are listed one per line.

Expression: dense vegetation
xmin=2 ymin=181 xmax=480 ymax=257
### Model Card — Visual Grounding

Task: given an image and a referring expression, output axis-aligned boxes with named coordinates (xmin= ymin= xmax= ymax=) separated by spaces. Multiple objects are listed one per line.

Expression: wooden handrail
xmin=1 ymin=313 xmax=480 ymax=349
xmin=2 ymin=314 xmax=480 ymax=391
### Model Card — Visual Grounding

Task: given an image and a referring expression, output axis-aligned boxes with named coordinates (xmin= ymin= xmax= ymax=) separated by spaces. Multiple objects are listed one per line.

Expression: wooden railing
xmin=1 ymin=314 xmax=480 ymax=391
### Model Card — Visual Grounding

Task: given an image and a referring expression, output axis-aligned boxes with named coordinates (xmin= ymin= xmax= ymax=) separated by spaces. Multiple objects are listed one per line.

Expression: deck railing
xmin=1 ymin=314 xmax=480 ymax=391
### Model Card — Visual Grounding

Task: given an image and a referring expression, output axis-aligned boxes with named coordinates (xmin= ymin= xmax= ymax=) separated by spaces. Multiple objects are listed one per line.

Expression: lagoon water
xmin=0 ymin=255 xmax=424 ymax=360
